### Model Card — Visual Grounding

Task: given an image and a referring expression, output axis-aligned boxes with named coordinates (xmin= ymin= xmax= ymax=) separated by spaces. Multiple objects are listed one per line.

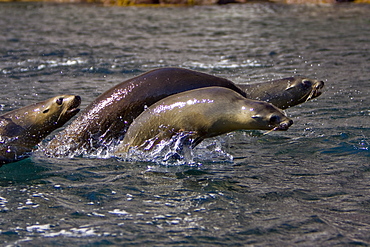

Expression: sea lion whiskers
xmin=56 ymin=104 xmax=69 ymax=123
xmin=304 ymin=89 xmax=316 ymax=102
xmin=300 ymin=80 xmax=324 ymax=103
xmin=263 ymin=119 xmax=293 ymax=135
xmin=263 ymin=127 xmax=278 ymax=135
xmin=297 ymin=89 xmax=314 ymax=103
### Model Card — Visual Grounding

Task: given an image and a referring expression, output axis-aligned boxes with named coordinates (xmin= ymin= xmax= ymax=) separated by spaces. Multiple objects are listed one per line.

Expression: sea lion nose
xmin=316 ymin=81 xmax=325 ymax=89
xmin=277 ymin=119 xmax=293 ymax=131
xmin=283 ymin=119 xmax=293 ymax=128
xmin=288 ymin=119 xmax=293 ymax=126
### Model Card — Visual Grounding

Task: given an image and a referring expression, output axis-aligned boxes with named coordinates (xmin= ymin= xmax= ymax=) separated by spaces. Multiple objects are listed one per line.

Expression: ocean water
xmin=0 ymin=2 xmax=369 ymax=246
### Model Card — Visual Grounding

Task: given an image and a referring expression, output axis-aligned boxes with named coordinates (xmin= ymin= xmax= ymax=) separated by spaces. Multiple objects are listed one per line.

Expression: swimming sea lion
xmin=236 ymin=77 xmax=325 ymax=110
xmin=46 ymin=68 xmax=246 ymax=156
xmin=46 ymin=68 xmax=322 ymax=156
xmin=114 ymin=87 xmax=293 ymax=154
xmin=0 ymin=95 xmax=81 ymax=165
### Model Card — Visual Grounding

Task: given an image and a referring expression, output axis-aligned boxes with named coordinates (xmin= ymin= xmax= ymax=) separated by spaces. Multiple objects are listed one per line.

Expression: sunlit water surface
xmin=0 ymin=2 xmax=369 ymax=246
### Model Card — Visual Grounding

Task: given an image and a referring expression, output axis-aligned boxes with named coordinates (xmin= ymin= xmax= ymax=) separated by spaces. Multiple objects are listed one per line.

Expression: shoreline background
xmin=1 ymin=0 xmax=369 ymax=7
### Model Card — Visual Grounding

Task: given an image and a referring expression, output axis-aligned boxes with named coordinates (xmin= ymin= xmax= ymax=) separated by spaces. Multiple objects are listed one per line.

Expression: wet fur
xmin=115 ymin=87 xmax=293 ymax=153
xmin=0 ymin=95 xmax=80 ymax=165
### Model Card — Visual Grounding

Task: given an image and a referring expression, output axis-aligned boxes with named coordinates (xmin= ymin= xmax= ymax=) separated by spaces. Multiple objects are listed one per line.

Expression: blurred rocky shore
xmin=0 ymin=0 xmax=368 ymax=7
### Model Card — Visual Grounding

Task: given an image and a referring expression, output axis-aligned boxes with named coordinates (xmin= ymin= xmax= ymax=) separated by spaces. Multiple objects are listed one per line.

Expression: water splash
xmin=116 ymin=133 xmax=196 ymax=165
xmin=116 ymin=134 xmax=233 ymax=166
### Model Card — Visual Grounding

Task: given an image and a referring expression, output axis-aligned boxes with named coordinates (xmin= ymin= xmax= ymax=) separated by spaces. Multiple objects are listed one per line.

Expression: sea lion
xmin=236 ymin=77 xmax=325 ymax=110
xmin=114 ymin=87 xmax=293 ymax=154
xmin=0 ymin=95 xmax=81 ymax=165
xmin=46 ymin=68 xmax=322 ymax=156
xmin=45 ymin=68 xmax=247 ymax=156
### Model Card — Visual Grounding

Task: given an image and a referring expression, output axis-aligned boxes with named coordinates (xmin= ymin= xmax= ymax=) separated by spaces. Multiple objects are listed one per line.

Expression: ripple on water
xmin=0 ymin=2 xmax=370 ymax=246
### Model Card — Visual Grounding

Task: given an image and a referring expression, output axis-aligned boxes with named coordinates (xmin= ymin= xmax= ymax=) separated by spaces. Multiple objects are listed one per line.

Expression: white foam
xmin=108 ymin=209 xmax=130 ymax=216
xmin=26 ymin=224 xmax=50 ymax=233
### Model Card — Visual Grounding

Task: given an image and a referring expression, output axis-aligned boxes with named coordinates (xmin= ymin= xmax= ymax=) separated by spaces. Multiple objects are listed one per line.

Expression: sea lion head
xmin=239 ymin=100 xmax=293 ymax=131
xmin=243 ymin=76 xmax=325 ymax=109
xmin=9 ymin=95 xmax=82 ymax=136
xmin=285 ymin=77 xmax=325 ymax=104
xmin=32 ymin=95 xmax=81 ymax=129
xmin=0 ymin=95 xmax=81 ymax=164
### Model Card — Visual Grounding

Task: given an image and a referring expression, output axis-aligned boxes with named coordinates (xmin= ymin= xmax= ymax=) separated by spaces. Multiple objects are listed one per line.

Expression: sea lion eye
xmin=56 ymin=97 xmax=63 ymax=105
xmin=43 ymin=109 xmax=50 ymax=114
xmin=269 ymin=115 xmax=280 ymax=125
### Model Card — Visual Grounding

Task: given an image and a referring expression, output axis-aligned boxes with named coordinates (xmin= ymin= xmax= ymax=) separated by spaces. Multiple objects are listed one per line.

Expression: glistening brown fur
xmin=46 ymin=68 xmax=323 ymax=156
xmin=0 ymin=95 xmax=80 ymax=165
xmin=46 ymin=68 xmax=246 ymax=156
xmin=114 ymin=87 xmax=293 ymax=154
xmin=236 ymin=76 xmax=324 ymax=110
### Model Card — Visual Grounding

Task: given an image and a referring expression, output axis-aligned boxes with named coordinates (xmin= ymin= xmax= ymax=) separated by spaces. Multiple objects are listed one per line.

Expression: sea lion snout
xmin=68 ymin=95 xmax=81 ymax=113
xmin=268 ymin=113 xmax=293 ymax=131
xmin=59 ymin=95 xmax=81 ymax=116
xmin=312 ymin=80 xmax=325 ymax=98
xmin=316 ymin=81 xmax=324 ymax=89
xmin=302 ymin=79 xmax=323 ymax=90
xmin=74 ymin=95 xmax=82 ymax=103
xmin=276 ymin=119 xmax=293 ymax=131
xmin=269 ymin=115 xmax=282 ymax=126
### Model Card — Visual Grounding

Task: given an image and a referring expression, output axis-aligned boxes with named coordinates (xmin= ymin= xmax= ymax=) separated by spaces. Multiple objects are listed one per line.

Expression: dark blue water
xmin=0 ymin=2 xmax=369 ymax=246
